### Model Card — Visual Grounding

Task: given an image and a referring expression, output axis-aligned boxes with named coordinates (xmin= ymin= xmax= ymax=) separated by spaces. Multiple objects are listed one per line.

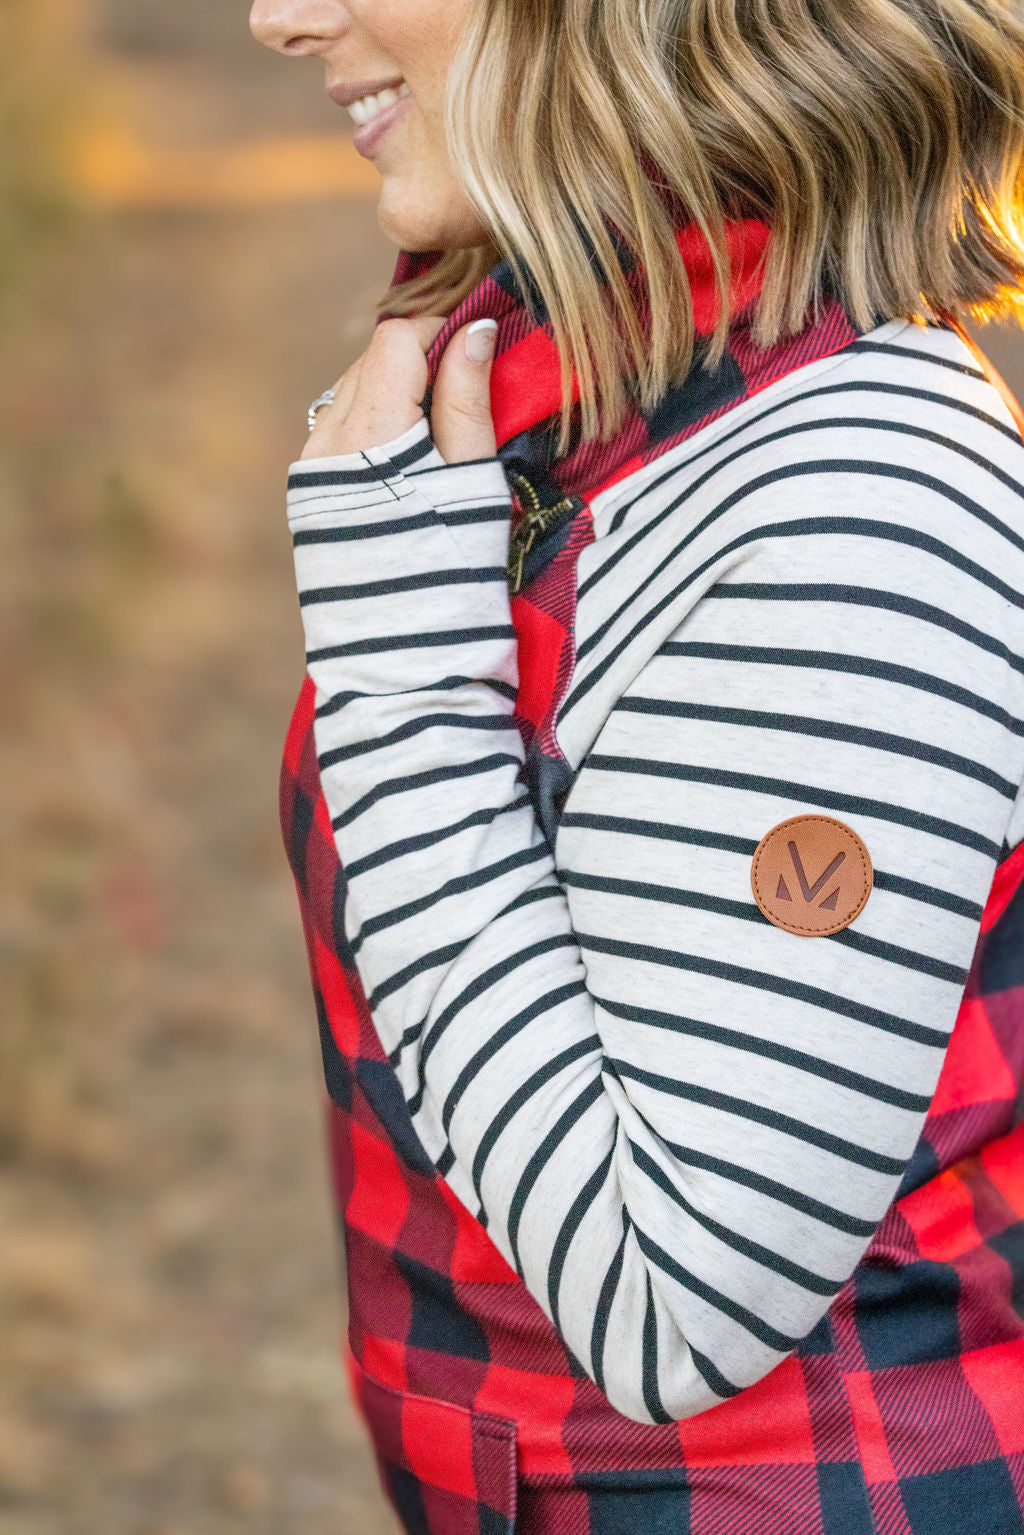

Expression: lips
xmin=350 ymin=93 xmax=411 ymax=159
xmin=327 ymin=75 xmax=404 ymax=110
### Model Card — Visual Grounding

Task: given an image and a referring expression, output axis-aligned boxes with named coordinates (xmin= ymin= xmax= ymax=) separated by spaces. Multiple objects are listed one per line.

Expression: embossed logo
xmin=751 ymin=815 xmax=873 ymax=936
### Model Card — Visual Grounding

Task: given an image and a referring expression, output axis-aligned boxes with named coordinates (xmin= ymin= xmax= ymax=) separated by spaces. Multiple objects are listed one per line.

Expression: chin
xmin=376 ymin=182 xmax=487 ymax=253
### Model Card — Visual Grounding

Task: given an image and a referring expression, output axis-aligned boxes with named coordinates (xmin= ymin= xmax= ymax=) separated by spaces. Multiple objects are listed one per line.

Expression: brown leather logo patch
xmin=751 ymin=815 xmax=872 ymax=936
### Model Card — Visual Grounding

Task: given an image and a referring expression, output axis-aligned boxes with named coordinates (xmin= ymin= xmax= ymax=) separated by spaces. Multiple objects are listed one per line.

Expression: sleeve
xmin=286 ymin=412 xmax=1024 ymax=1423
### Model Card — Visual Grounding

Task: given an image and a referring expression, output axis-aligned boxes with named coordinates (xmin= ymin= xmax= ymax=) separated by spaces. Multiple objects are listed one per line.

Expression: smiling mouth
xmin=329 ymin=79 xmax=409 ymax=121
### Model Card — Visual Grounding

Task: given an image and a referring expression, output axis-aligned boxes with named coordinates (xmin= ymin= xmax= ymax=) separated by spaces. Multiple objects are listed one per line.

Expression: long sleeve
xmin=286 ymin=370 xmax=1024 ymax=1424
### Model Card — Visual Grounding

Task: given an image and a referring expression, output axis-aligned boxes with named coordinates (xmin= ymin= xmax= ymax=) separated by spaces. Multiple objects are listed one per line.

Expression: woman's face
xmin=249 ymin=0 xmax=490 ymax=252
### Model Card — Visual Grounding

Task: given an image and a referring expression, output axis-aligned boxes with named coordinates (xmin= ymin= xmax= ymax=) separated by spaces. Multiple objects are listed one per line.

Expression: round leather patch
xmin=750 ymin=814 xmax=872 ymax=936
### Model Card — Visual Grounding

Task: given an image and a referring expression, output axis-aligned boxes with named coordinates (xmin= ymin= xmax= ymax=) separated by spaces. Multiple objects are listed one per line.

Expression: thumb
xmin=431 ymin=319 xmax=499 ymax=464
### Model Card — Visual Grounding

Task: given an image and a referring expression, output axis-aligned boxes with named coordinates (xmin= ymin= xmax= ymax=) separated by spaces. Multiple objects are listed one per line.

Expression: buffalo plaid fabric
xmin=279 ymin=217 xmax=1024 ymax=1533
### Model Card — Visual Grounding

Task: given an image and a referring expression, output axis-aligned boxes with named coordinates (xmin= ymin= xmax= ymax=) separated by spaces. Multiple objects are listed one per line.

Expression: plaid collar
xmin=382 ymin=217 xmax=867 ymax=515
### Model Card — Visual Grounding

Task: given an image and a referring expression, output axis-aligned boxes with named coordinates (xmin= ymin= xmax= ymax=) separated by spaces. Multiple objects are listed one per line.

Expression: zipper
xmin=506 ymin=470 xmax=580 ymax=595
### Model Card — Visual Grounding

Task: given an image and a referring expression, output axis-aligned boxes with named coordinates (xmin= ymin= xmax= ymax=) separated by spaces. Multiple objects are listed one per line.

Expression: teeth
xmin=349 ymin=81 xmax=410 ymax=125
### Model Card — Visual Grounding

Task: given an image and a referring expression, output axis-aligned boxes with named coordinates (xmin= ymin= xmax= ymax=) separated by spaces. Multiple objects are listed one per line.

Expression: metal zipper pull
xmin=507 ymin=471 xmax=578 ymax=595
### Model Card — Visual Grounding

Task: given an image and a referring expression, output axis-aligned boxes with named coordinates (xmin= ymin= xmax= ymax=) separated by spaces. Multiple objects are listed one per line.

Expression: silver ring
xmin=307 ymin=388 xmax=336 ymax=433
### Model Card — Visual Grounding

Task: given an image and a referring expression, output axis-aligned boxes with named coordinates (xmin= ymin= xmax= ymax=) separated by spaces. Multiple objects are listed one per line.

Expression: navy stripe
xmin=656 ymin=642 xmax=1024 ymax=736
xmin=663 ymin=1140 xmax=876 ymax=1236
xmin=583 ymin=931 xmax=950 ymax=1046
xmin=569 ymin=501 xmax=1024 ymax=717
xmin=344 ymin=795 xmax=533 ymax=878
xmin=507 ymin=1078 xmax=605 ymax=1268
xmin=609 ymin=1058 xmax=907 ymax=1174
xmin=706 ymin=584 xmax=1024 ymax=675
xmin=332 ymin=752 xmax=522 ymax=831
xmin=603 ymin=381 xmax=1020 ymax=536
xmin=368 ymin=933 xmax=471 ymax=1012
xmin=633 ymin=1223 xmax=801 ymax=1352
xmin=308 ymin=623 xmax=516 ymax=663
xmin=471 ymin=1037 xmax=603 ymax=1206
xmin=288 ymin=433 xmax=434 ymax=487
xmin=641 ymin=1277 xmax=671 ymax=1423
xmin=318 ymin=710 xmax=517 ymax=770
xmin=289 ymin=464 xmax=405 ymax=489
xmin=349 ymin=840 xmax=550 ymax=956
xmin=615 ymin=696 xmax=1018 ymax=799
xmin=405 ymin=452 xmax=510 ymax=475
xmin=597 ymin=995 xmax=934 ymax=1109
xmin=300 ymin=565 xmax=505 ymax=606
xmin=292 ymin=508 xmax=437 ymax=543
xmin=843 ymin=338 xmax=984 ymax=377
xmin=440 ymin=503 xmax=513 ymax=526
xmin=558 ymin=811 xmax=754 ymax=857
xmin=557 ymin=814 xmax=984 ymax=918
xmin=630 ymin=1143 xmax=847 ymax=1295
xmin=582 ymin=438 xmax=1024 ymax=654
xmin=414 ymin=921 xmax=575 ymax=1081
xmin=315 ymin=674 xmax=518 ymax=719
xmin=548 ymin=1151 xmax=615 ymax=1333
xmin=687 ymin=1344 xmax=743 ymax=1401
xmin=441 ymin=981 xmax=589 ymax=1133
xmin=590 ymin=1226 xmax=628 ymax=1395
xmin=871 ymin=870 xmax=983 ymax=921
xmin=562 ymin=869 xmax=965 ymax=982
xmin=393 ymin=904 xmax=572 ymax=1068
xmin=579 ymin=755 xmax=1001 ymax=858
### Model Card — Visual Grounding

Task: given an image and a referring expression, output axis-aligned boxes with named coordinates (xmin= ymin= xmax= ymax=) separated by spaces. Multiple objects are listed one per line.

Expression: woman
xmin=251 ymin=1 xmax=1024 ymax=1530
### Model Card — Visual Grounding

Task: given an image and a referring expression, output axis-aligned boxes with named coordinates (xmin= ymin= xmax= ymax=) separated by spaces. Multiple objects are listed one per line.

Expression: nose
xmin=249 ymin=0 xmax=347 ymax=55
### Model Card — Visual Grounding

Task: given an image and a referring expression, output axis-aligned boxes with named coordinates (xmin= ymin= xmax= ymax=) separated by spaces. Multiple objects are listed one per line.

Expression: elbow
xmin=586 ymin=1219 xmax=832 ymax=1424
xmin=598 ymin=1366 xmax=728 ymax=1426
xmin=585 ymin=1274 xmax=799 ymax=1425
xmin=589 ymin=1321 xmax=753 ymax=1426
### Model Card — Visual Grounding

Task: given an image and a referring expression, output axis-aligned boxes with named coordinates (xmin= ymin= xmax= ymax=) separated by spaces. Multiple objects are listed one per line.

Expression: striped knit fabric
xmin=280 ymin=219 xmax=1024 ymax=1532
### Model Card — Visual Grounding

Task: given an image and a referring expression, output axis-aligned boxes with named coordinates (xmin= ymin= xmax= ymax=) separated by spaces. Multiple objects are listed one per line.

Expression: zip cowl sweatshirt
xmin=285 ymin=315 xmax=1024 ymax=1424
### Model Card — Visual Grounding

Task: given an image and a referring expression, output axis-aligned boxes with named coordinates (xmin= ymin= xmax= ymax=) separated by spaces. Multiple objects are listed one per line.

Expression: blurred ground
xmin=1 ymin=4 xmax=1022 ymax=1534
xmin=1 ymin=2 xmax=397 ymax=1531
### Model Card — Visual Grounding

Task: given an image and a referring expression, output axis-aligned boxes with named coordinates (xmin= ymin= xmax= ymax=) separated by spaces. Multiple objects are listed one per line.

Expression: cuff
xmin=288 ymin=413 xmax=442 ymax=480
xmin=286 ymin=412 xmax=514 ymax=539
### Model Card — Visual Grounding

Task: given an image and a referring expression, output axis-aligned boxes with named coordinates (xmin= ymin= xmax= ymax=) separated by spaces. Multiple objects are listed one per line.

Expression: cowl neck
xmin=380 ymin=216 xmax=866 ymax=513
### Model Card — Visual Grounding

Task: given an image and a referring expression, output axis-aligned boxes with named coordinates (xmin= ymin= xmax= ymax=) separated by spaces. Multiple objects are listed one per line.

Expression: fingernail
xmin=465 ymin=318 xmax=498 ymax=365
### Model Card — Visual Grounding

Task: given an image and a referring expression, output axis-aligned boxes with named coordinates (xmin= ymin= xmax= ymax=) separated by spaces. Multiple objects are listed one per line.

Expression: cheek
xmin=349 ymin=0 xmax=450 ymax=72
xmin=370 ymin=0 xmax=472 ymax=100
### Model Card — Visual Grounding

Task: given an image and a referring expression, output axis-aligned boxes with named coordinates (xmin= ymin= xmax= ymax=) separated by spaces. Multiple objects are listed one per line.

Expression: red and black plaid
xmin=279 ymin=220 xmax=1024 ymax=1534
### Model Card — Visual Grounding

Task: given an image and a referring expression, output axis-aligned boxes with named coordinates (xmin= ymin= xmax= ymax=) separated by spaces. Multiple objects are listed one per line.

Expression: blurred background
xmin=2 ymin=3 xmax=1022 ymax=1533
xmin=2 ymin=1 xmax=396 ymax=1530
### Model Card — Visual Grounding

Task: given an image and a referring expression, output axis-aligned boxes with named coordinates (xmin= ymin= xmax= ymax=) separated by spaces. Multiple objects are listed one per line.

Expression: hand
xmin=301 ymin=313 xmax=498 ymax=464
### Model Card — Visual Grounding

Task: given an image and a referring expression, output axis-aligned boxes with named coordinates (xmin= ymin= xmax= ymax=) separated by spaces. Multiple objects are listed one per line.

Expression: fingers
xmin=302 ymin=354 xmax=361 ymax=458
xmin=338 ymin=316 xmax=445 ymax=449
xmin=404 ymin=313 xmax=449 ymax=354
xmin=328 ymin=313 xmax=443 ymax=416
xmin=301 ymin=351 xmax=364 ymax=458
xmin=431 ymin=319 xmax=499 ymax=464
xmin=330 ymin=352 xmax=364 ymax=417
xmin=300 ymin=313 xmax=489 ymax=463
xmin=301 ymin=316 xmax=446 ymax=460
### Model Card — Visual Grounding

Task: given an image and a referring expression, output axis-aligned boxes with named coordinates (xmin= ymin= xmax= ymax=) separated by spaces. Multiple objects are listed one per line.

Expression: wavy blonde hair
xmin=377 ymin=0 xmax=1024 ymax=456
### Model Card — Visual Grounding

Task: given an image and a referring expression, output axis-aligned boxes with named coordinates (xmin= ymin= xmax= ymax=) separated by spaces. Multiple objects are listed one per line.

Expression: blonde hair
xmin=377 ymin=0 xmax=1024 ymax=457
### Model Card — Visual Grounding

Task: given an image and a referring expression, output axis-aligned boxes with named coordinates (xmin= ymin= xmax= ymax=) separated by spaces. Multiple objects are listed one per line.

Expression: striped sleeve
xmin=286 ymin=388 xmax=1024 ymax=1424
